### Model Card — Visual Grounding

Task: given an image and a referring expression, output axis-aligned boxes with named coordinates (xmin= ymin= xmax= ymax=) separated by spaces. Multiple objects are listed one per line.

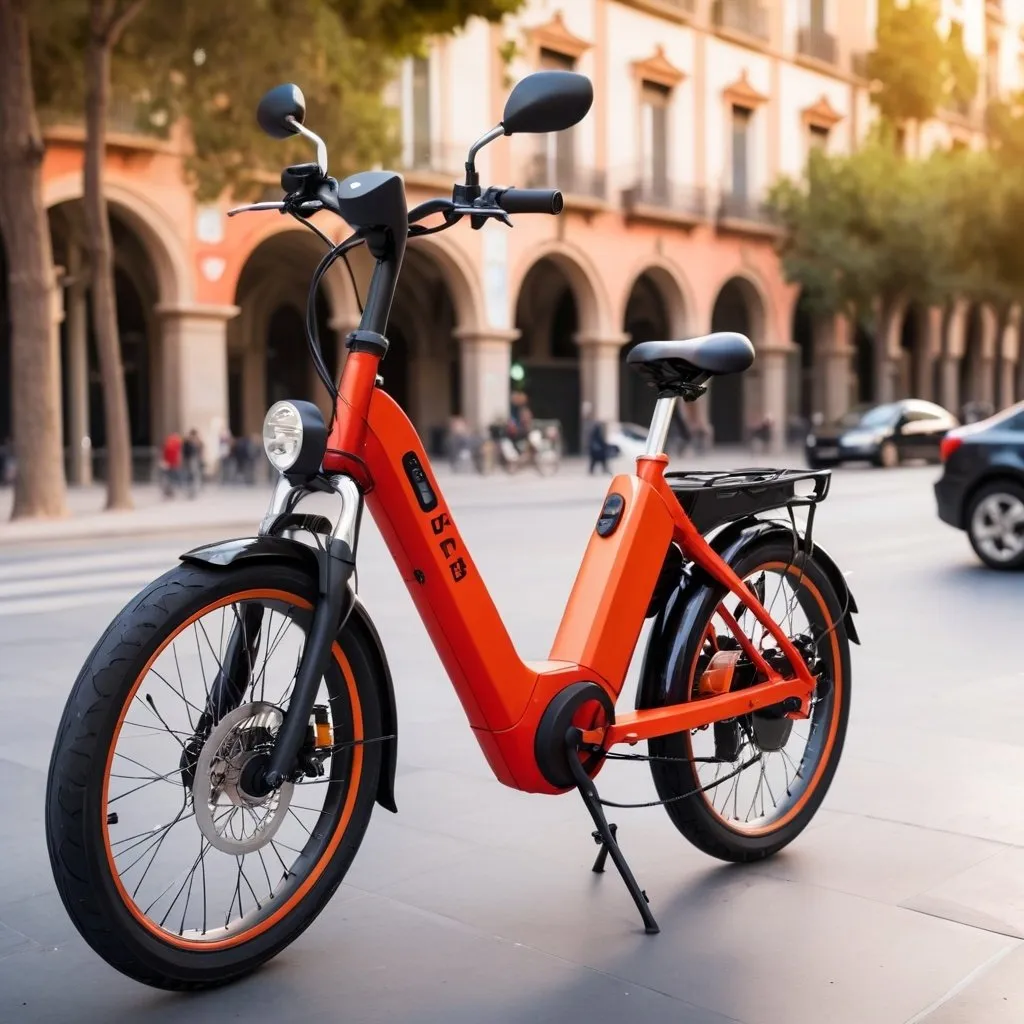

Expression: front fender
xmin=636 ymin=516 xmax=859 ymax=712
xmin=181 ymin=536 xmax=398 ymax=813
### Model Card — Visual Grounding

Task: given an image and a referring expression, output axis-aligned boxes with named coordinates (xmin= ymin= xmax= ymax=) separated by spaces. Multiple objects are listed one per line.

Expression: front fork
xmin=194 ymin=473 xmax=364 ymax=792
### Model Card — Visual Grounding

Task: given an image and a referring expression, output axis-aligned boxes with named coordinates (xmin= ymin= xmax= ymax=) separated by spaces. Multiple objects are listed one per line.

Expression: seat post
xmin=644 ymin=397 xmax=678 ymax=456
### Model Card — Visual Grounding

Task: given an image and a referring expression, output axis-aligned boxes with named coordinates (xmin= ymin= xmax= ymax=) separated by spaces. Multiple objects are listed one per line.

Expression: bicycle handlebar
xmin=495 ymin=188 xmax=563 ymax=215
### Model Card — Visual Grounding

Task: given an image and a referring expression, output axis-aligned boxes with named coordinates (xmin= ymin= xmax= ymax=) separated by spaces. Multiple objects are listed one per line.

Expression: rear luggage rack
xmin=664 ymin=467 xmax=831 ymax=534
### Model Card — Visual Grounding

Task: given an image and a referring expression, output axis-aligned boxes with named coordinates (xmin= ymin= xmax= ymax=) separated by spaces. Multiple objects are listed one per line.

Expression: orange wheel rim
xmin=101 ymin=588 xmax=364 ymax=951
xmin=685 ymin=562 xmax=843 ymax=836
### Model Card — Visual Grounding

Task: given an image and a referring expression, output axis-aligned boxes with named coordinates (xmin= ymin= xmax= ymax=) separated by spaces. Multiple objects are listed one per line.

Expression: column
xmin=577 ymin=332 xmax=629 ymax=425
xmin=874 ymin=303 xmax=901 ymax=404
xmin=977 ymin=306 xmax=998 ymax=407
xmin=65 ymin=245 xmax=92 ymax=485
xmin=758 ymin=344 xmax=792 ymax=454
xmin=918 ymin=306 xmax=943 ymax=401
xmin=817 ymin=314 xmax=853 ymax=424
xmin=997 ymin=308 xmax=1018 ymax=410
xmin=943 ymin=301 xmax=967 ymax=412
xmin=157 ymin=303 xmax=238 ymax=476
xmin=456 ymin=328 xmax=518 ymax=432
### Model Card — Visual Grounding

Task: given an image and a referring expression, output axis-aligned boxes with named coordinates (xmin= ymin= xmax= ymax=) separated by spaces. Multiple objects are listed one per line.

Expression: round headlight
xmin=263 ymin=401 xmax=304 ymax=472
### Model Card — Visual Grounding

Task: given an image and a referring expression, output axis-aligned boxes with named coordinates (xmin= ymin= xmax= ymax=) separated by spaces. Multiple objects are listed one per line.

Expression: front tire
xmin=649 ymin=538 xmax=851 ymax=863
xmin=46 ymin=561 xmax=383 ymax=990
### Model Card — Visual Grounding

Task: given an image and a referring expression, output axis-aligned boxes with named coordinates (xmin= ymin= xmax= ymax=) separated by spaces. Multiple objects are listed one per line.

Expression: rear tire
xmin=649 ymin=537 xmax=851 ymax=863
xmin=875 ymin=440 xmax=899 ymax=468
xmin=46 ymin=561 xmax=383 ymax=990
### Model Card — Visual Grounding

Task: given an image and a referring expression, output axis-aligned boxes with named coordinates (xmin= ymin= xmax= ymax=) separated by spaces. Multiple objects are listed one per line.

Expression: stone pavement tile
xmin=378 ymin=840 xmax=1015 ymax=1024
xmin=0 ymin=892 xmax=741 ymax=1024
xmin=0 ymin=921 xmax=36 ymax=961
xmin=917 ymin=943 xmax=1024 ymax=1024
xmin=825 ymin=723 xmax=1024 ymax=848
xmin=902 ymin=846 xmax=1024 ymax=939
xmin=739 ymin=812 xmax=1005 ymax=906
xmin=0 ymin=889 xmax=80 ymax=950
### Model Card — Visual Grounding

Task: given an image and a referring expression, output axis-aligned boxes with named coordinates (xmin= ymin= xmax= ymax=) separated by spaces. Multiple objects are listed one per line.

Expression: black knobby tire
xmin=45 ymin=561 xmax=383 ymax=990
xmin=649 ymin=537 xmax=851 ymax=863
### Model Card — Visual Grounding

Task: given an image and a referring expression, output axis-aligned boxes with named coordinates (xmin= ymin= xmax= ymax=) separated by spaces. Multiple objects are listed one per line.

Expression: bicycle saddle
xmin=626 ymin=332 xmax=754 ymax=397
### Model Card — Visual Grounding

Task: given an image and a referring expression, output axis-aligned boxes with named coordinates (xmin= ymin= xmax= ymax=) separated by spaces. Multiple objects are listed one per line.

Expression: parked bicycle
xmin=46 ymin=71 xmax=857 ymax=990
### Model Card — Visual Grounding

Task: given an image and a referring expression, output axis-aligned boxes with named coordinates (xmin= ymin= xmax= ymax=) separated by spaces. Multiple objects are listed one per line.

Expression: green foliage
xmin=768 ymin=136 xmax=957 ymax=318
xmin=30 ymin=0 xmax=524 ymax=201
xmin=867 ymin=0 xmax=945 ymax=125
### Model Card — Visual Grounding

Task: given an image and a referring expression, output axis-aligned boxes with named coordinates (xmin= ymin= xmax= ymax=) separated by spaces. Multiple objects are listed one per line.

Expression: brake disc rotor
xmin=192 ymin=701 xmax=294 ymax=854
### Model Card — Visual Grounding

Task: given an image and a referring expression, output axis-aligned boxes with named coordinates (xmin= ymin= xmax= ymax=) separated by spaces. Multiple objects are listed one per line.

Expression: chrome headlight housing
xmin=262 ymin=400 xmax=328 ymax=477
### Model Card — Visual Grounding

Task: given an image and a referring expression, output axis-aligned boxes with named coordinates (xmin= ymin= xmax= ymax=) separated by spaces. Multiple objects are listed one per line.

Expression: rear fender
xmin=181 ymin=536 xmax=398 ymax=812
xmin=636 ymin=516 xmax=858 ymax=711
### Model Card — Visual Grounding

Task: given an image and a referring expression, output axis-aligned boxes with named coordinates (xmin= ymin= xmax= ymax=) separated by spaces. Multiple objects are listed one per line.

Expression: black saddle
xmin=626 ymin=332 xmax=754 ymax=398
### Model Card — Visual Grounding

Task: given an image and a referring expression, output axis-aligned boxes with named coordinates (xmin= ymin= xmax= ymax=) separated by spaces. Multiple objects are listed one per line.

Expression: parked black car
xmin=805 ymin=399 xmax=959 ymax=469
xmin=934 ymin=402 xmax=1024 ymax=569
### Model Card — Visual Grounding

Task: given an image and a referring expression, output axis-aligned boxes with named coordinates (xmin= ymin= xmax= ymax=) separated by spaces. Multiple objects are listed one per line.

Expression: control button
xmin=402 ymin=451 xmax=438 ymax=512
xmin=596 ymin=493 xmax=625 ymax=537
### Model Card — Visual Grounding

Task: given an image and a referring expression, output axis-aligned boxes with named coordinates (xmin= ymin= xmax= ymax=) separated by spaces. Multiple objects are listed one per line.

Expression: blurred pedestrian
xmin=219 ymin=430 xmax=235 ymax=484
xmin=160 ymin=432 xmax=182 ymax=497
xmin=182 ymin=428 xmax=203 ymax=498
xmin=588 ymin=419 xmax=612 ymax=474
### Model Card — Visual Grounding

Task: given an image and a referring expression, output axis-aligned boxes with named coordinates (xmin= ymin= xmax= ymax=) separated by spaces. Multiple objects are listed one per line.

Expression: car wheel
xmin=875 ymin=440 xmax=899 ymax=469
xmin=966 ymin=481 xmax=1024 ymax=570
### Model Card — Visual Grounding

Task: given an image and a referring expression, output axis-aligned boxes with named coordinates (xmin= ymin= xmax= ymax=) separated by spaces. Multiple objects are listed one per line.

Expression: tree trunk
xmin=84 ymin=0 xmax=133 ymax=510
xmin=0 ymin=0 xmax=69 ymax=519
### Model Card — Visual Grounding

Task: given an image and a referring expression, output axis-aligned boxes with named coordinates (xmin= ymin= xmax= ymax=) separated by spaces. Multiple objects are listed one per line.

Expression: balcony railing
xmin=717 ymin=191 xmax=780 ymax=228
xmin=712 ymin=0 xmax=770 ymax=42
xmin=797 ymin=26 xmax=838 ymax=65
xmin=525 ymin=153 xmax=606 ymax=200
xmin=623 ymin=179 xmax=708 ymax=219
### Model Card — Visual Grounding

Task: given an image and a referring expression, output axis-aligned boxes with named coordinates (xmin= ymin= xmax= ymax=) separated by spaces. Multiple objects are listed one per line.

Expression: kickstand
xmin=566 ymin=729 xmax=660 ymax=935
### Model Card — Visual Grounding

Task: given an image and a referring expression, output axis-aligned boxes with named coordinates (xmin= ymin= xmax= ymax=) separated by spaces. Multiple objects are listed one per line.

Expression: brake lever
xmin=226 ymin=201 xmax=287 ymax=217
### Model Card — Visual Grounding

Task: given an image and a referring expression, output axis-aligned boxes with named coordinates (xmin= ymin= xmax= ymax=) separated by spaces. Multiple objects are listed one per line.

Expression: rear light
xmin=940 ymin=435 xmax=963 ymax=463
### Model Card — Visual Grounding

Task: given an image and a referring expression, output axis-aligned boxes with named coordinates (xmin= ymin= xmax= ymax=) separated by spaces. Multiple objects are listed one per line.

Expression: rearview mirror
xmin=501 ymin=71 xmax=593 ymax=136
xmin=257 ymin=84 xmax=306 ymax=140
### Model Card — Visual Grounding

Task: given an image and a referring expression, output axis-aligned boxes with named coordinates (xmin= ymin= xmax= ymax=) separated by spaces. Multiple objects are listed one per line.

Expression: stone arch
xmin=620 ymin=263 xmax=690 ymax=429
xmin=44 ymin=174 xmax=192 ymax=306
xmin=512 ymin=244 xmax=611 ymax=455
xmin=898 ymin=302 xmax=929 ymax=400
xmin=709 ymin=274 xmax=768 ymax=445
xmin=510 ymin=239 xmax=609 ymax=338
xmin=403 ymin=233 xmax=485 ymax=335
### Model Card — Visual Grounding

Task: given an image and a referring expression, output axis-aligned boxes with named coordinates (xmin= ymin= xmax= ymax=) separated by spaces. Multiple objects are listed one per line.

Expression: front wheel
xmin=45 ymin=561 xmax=383 ymax=990
xmin=649 ymin=537 xmax=851 ymax=862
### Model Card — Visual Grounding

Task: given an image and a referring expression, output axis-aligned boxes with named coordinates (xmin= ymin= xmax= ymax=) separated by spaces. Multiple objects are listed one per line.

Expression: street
xmin=1 ymin=461 xmax=1023 ymax=1023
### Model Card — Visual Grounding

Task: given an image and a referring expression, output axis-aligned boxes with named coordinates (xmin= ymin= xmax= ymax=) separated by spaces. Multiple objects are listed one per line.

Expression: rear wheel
xmin=966 ymin=480 xmax=1024 ymax=570
xmin=46 ymin=562 xmax=383 ymax=989
xmin=649 ymin=538 xmax=850 ymax=862
xmin=876 ymin=440 xmax=899 ymax=468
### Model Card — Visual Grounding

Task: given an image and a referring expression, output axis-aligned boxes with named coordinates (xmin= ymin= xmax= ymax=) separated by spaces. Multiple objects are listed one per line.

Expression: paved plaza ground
xmin=1 ymin=457 xmax=1022 ymax=1023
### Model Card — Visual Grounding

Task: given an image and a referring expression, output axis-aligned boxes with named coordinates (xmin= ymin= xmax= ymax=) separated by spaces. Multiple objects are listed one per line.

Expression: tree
xmin=17 ymin=0 xmax=522 ymax=515
xmin=865 ymin=0 xmax=979 ymax=148
xmin=0 ymin=0 xmax=69 ymax=519
xmin=119 ymin=0 xmax=524 ymax=202
xmin=83 ymin=0 xmax=148 ymax=511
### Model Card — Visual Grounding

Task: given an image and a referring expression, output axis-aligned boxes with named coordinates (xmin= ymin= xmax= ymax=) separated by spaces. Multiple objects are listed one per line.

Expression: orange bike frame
xmin=324 ymin=351 xmax=817 ymax=796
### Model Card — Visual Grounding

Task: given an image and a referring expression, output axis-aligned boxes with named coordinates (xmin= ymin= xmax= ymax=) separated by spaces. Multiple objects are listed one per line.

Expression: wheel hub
xmin=192 ymin=701 xmax=294 ymax=854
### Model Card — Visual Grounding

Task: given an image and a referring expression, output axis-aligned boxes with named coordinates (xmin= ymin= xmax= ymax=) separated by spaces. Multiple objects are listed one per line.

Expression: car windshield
xmin=857 ymin=404 xmax=901 ymax=429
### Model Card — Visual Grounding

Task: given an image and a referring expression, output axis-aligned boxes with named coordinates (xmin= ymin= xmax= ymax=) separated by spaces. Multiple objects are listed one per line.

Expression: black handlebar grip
xmin=497 ymin=188 xmax=564 ymax=215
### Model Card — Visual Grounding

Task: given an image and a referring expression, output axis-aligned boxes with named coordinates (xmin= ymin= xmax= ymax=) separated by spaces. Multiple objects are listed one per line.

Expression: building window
xmin=640 ymin=81 xmax=671 ymax=199
xmin=805 ymin=0 xmax=826 ymax=33
xmin=731 ymin=105 xmax=753 ymax=199
xmin=808 ymin=123 xmax=830 ymax=153
xmin=539 ymin=48 xmax=577 ymax=185
xmin=410 ymin=55 xmax=431 ymax=168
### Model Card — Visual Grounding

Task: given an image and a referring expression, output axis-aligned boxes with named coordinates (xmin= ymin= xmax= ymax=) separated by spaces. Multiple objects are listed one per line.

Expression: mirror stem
xmin=465 ymin=124 xmax=506 ymax=189
xmin=287 ymin=116 xmax=329 ymax=175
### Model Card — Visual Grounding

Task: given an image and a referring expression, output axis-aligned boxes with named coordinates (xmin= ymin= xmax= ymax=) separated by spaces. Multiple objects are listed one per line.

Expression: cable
xmin=289 ymin=211 xmax=364 ymax=315
xmin=305 ymin=234 xmax=365 ymax=401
